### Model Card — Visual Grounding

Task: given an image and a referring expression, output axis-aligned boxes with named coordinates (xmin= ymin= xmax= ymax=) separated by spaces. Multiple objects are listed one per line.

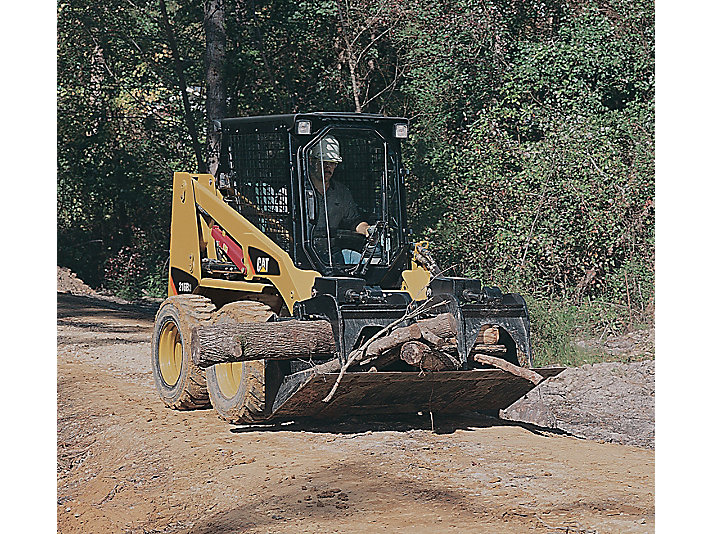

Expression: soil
xmin=57 ymin=266 xmax=97 ymax=296
xmin=502 ymin=361 xmax=654 ymax=449
xmin=57 ymin=271 xmax=654 ymax=533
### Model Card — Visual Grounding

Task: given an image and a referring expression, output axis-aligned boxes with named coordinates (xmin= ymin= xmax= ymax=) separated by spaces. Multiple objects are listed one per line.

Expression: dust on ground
xmin=57 ymin=269 xmax=654 ymax=533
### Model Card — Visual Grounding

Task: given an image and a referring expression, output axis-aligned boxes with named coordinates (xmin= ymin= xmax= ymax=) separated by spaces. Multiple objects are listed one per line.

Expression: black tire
xmin=151 ymin=294 xmax=216 ymax=410
xmin=205 ymin=301 xmax=281 ymax=424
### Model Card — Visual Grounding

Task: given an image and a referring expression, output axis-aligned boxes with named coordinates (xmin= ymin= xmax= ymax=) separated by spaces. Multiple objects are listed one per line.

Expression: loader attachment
xmin=271 ymin=367 xmax=564 ymax=420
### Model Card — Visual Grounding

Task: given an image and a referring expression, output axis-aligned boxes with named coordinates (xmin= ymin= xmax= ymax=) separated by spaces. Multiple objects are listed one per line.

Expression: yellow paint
xmin=401 ymin=240 xmax=434 ymax=301
xmin=401 ymin=265 xmax=431 ymax=301
xmin=169 ymin=173 xmax=320 ymax=313
xmin=215 ymin=362 xmax=242 ymax=398
xmin=158 ymin=321 xmax=182 ymax=386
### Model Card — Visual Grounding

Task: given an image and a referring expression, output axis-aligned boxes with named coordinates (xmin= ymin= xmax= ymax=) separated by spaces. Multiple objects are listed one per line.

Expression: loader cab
xmin=215 ymin=113 xmax=411 ymax=288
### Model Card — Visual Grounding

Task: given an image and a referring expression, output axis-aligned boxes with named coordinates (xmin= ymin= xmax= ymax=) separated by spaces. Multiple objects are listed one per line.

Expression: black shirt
xmin=311 ymin=179 xmax=364 ymax=237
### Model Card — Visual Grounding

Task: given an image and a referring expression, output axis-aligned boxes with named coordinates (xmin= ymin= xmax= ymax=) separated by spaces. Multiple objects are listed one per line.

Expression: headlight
xmin=296 ymin=119 xmax=312 ymax=135
xmin=394 ymin=123 xmax=408 ymax=139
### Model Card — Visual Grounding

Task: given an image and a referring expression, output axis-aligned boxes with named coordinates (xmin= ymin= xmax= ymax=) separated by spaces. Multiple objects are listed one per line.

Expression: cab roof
xmin=215 ymin=112 xmax=409 ymax=134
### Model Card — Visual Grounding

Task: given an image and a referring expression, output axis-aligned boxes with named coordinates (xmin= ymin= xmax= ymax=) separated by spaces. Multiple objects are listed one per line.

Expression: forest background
xmin=56 ymin=0 xmax=655 ymax=364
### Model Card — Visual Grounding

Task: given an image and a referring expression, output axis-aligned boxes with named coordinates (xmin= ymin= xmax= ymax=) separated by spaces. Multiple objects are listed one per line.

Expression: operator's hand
xmin=355 ymin=221 xmax=371 ymax=236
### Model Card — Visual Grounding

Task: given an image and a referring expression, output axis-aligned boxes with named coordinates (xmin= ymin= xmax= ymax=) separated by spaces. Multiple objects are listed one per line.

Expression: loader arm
xmin=169 ymin=172 xmax=319 ymax=313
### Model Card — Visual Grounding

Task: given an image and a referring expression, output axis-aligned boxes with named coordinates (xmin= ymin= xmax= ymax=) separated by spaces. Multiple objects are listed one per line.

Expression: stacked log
xmin=354 ymin=313 xmax=459 ymax=371
xmin=191 ymin=312 xmax=461 ymax=373
xmin=470 ymin=324 xmax=541 ymax=384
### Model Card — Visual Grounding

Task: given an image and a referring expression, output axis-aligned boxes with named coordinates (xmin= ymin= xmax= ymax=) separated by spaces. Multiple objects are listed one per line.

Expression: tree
xmin=205 ymin=0 xmax=227 ymax=174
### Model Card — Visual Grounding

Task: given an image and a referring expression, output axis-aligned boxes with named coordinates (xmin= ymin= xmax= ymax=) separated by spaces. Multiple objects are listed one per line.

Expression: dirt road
xmin=57 ymin=292 xmax=654 ymax=533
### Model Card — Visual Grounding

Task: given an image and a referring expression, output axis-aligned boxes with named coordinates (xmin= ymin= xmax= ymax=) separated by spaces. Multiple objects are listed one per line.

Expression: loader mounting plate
xmin=271 ymin=367 xmax=565 ymax=419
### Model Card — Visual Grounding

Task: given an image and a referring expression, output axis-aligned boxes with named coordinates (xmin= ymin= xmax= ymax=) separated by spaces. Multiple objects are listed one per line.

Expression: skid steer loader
xmin=151 ymin=112 xmax=563 ymax=424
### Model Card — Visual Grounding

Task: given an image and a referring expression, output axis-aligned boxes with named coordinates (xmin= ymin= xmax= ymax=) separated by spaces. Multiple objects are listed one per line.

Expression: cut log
xmin=192 ymin=319 xmax=336 ymax=368
xmin=415 ymin=313 xmax=458 ymax=338
xmin=400 ymin=341 xmax=457 ymax=371
xmin=472 ymin=353 xmax=544 ymax=385
xmin=400 ymin=341 xmax=429 ymax=366
xmin=475 ymin=325 xmax=499 ymax=345
xmin=356 ymin=347 xmax=403 ymax=371
xmin=471 ymin=344 xmax=507 ymax=356
xmin=352 ymin=313 xmax=457 ymax=362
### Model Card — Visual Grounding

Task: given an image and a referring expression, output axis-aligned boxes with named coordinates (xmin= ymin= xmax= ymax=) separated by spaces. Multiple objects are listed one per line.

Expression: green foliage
xmin=411 ymin=2 xmax=654 ymax=336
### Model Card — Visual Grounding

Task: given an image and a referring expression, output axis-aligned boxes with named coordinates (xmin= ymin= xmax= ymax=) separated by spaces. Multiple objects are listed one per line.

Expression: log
xmin=471 ymin=344 xmax=507 ymax=356
xmin=400 ymin=341 xmax=430 ymax=366
xmin=415 ymin=313 xmax=459 ymax=338
xmin=475 ymin=325 xmax=499 ymax=345
xmin=192 ymin=319 xmax=336 ymax=368
xmin=472 ymin=353 xmax=544 ymax=385
xmin=401 ymin=341 xmax=458 ymax=371
xmin=353 ymin=313 xmax=457 ymax=362
xmin=356 ymin=347 xmax=403 ymax=371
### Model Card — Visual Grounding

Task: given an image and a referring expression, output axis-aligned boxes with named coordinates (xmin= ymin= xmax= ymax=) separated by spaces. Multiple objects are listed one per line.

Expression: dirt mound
xmin=57 ymin=267 xmax=96 ymax=295
xmin=502 ymin=360 xmax=655 ymax=449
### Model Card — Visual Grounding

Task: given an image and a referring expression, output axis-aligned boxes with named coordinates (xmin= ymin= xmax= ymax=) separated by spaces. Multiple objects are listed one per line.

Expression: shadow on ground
xmin=228 ymin=412 xmax=573 ymax=438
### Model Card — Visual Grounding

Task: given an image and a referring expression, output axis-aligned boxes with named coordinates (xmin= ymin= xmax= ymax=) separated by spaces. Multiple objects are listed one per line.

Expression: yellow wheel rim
xmin=215 ymin=362 xmax=243 ymax=398
xmin=158 ymin=321 xmax=182 ymax=386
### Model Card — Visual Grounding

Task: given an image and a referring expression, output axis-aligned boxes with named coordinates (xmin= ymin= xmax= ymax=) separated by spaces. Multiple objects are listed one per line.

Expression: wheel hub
xmin=158 ymin=321 xmax=182 ymax=386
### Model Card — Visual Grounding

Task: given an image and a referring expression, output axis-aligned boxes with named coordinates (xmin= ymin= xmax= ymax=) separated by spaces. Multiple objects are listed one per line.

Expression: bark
xmin=158 ymin=0 xmax=207 ymax=173
xmin=335 ymin=0 xmax=362 ymax=112
xmin=471 ymin=344 xmax=507 ymax=356
xmin=205 ymin=0 xmax=227 ymax=175
xmin=400 ymin=341 xmax=456 ymax=371
xmin=192 ymin=319 xmax=336 ymax=368
xmin=472 ymin=353 xmax=544 ymax=385
xmin=353 ymin=313 xmax=457 ymax=362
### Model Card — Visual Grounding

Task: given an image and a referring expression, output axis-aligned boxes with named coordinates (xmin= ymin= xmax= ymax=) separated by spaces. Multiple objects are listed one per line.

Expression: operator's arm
xmin=338 ymin=182 xmax=370 ymax=235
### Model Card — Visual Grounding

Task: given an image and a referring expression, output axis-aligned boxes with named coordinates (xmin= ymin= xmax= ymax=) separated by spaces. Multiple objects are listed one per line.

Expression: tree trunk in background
xmin=335 ymin=0 xmax=362 ymax=113
xmin=205 ymin=0 xmax=227 ymax=175
xmin=158 ymin=0 xmax=207 ymax=173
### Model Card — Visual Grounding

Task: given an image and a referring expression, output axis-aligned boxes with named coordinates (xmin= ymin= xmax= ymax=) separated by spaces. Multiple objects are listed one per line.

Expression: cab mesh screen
xmin=225 ymin=130 xmax=292 ymax=253
xmin=334 ymin=135 xmax=384 ymax=222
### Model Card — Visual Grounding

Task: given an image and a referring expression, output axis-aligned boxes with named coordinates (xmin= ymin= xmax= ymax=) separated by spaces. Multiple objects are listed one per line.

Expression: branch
xmin=158 ymin=0 xmax=207 ymax=173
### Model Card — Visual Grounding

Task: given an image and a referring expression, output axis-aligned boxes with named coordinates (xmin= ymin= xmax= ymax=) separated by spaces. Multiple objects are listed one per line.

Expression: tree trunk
xmin=158 ymin=0 xmax=207 ymax=173
xmin=335 ymin=0 xmax=362 ymax=112
xmin=192 ymin=319 xmax=336 ymax=368
xmin=205 ymin=0 xmax=227 ymax=175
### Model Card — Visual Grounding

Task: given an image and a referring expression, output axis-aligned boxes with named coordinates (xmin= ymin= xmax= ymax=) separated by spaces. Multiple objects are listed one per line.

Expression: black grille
xmin=224 ymin=131 xmax=292 ymax=253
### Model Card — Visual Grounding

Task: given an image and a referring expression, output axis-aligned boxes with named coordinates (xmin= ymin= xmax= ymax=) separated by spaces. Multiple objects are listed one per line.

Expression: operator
xmin=307 ymin=135 xmax=374 ymax=264
xmin=308 ymin=134 xmax=373 ymax=232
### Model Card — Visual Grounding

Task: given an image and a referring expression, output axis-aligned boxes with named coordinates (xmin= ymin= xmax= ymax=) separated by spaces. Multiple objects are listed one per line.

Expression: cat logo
xmin=248 ymin=248 xmax=280 ymax=276
xmin=256 ymin=257 xmax=270 ymax=273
